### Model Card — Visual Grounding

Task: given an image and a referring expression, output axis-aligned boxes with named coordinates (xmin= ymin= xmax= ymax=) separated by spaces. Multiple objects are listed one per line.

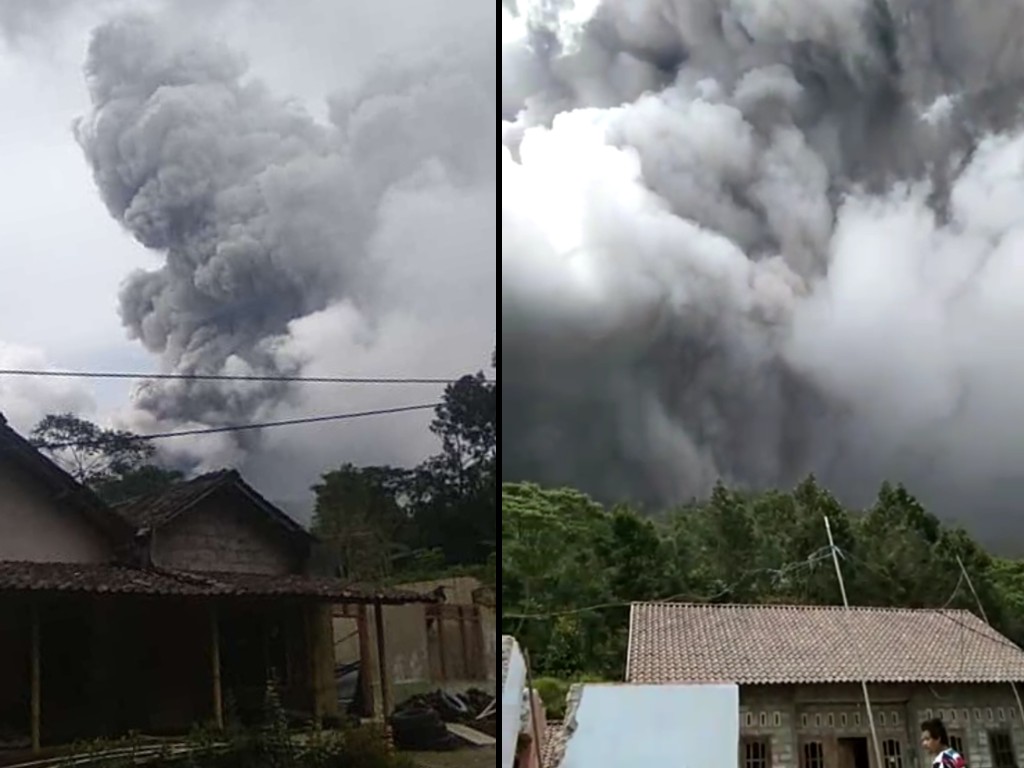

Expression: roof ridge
xmin=631 ymin=601 xmax=976 ymax=615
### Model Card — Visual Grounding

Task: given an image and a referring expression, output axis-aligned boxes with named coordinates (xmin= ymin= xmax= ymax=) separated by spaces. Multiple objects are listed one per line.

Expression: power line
xmin=501 ymin=548 xmax=836 ymax=620
xmin=0 ymin=369 xmax=496 ymax=385
xmin=38 ymin=403 xmax=440 ymax=448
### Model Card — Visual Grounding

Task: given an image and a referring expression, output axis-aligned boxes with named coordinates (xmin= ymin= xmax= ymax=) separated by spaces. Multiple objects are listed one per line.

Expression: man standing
xmin=921 ymin=718 xmax=967 ymax=767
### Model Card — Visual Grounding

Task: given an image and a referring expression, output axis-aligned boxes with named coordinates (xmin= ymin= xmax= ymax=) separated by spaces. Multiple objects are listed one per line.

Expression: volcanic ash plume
xmin=74 ymin=11 xmax=496 ymax=459
xmin=500 ymin=0 xmax=1024 ymax=538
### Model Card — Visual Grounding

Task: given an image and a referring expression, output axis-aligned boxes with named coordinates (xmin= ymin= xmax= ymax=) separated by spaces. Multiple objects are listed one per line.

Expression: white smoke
xmin=501 ymin=0 xmax=1024 ymax=543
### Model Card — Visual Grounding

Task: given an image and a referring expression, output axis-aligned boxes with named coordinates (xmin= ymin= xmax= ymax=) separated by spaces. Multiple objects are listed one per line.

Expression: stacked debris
xmin=390 ymin=689 xmax=497 ymax=750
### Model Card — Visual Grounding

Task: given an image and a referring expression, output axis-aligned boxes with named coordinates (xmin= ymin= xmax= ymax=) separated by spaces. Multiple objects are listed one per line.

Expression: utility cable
xmin=37 ymin=403 xmax=441 ymax=449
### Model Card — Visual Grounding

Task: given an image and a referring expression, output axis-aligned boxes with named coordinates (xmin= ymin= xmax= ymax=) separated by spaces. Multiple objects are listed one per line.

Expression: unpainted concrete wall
xmin=332 ymin=577 xmax=497 ymax=711
xmin=0 ymin=457 xmax=111 ymax=563
xmin=741 ymin=682 xmax=1024 ymax=768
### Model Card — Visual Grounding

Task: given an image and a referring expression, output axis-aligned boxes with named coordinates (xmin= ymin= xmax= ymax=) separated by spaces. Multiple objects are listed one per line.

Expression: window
xmin=879 ymin=711 xmax=887 ymax=726
xmin=990 ymin=730 xmax=1016 ymax=768
xmin=988 ymin=708 xmax=995 ymax=722
xmin=759 ymin=712 xmax=768 ymax=727
xmin=802 ymin=741 xmax=825 ymax=768
xmin=882 ymin=739 xmax=903 ymax=768
xmin=948 ymin=733 xmax=966 ymax=759
xmin=950 ymin=709 xmax=958 ymax=722
xmin=840 ymin=713 xmax=848 ymax=727
xmin=854 ymin=712 xmax=862 ymax=726
xmin=801 ymin=713 xmax=809 ymax=728
xmin=827 ymin=713 xmax=835 ymax=727
xmin=744 ymin=739 xmax=770 ymax=768
xmin=745 ymin=712 xmax=755 ymax=727
xmin=892 ymin=710 xmax=900 ymax=725
xmin=999 ymin=707 xmax=1007 ymax=722
xmin=773 ymin=712 xmax=782 ymax=727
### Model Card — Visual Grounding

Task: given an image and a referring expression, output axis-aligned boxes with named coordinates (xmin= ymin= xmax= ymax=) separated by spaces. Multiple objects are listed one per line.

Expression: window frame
xmin=989 ymin=729 xmax=1016 ymax=768
xmin=947 ymin=732 xmax=967 ymax=760
xmin=741 ymin=737 xmax=771 ymax=768
xmin=882 ymin=738 xmax=903 ymax=768
xmin=800 ymin=739 xmax=825 ymax=768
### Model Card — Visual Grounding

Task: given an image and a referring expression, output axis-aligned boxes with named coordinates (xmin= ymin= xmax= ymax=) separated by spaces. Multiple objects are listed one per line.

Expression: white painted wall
xmin=0 ymin=457 xmax=111 ymax=563
xmin=501 ymin=637 xmax=526 ymax=768
xmin=560 ymin=683 xmax=740 ymax=768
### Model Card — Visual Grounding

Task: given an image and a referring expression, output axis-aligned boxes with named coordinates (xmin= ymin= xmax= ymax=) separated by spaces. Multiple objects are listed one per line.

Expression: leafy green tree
xmin=500 ymin=475 xmax=1024 ymax=680
xmin=31 ymin=413 xmax=184 ymax=503
xmin=92 ymin=465 xmax=184 ymax=504
xmin=311 ymin=464 xmax=412 ymax=580
xmin=408 ymin=355 xmax=497 ymax=565
xmin=31 ymin=413 xmax=157 ymax=484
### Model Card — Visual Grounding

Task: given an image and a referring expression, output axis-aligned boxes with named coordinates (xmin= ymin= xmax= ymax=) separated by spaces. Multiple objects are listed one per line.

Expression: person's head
xmin=921 ymin=718 xmax=949 ymax=755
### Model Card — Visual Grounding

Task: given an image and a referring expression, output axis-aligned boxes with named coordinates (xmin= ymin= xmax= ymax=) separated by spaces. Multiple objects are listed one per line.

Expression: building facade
xmin=627 ymin=601 xmax=1024 ymax=768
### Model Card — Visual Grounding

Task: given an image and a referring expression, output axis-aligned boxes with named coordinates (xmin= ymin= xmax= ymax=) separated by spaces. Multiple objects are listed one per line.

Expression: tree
xmin=501 ymin=474 xmax=1024 ymax=681
xmin=92 ymin=465 xmax=185 ymax=505
xmin=408 ymin=354 xmax=497 ymax=565
xmin=311 ymin=464 xmax=413 ymax=580
xmin=31 ymin=413 xmax=156 ymax=484
xmin=31 ymin=413 xmax=185 ymax=504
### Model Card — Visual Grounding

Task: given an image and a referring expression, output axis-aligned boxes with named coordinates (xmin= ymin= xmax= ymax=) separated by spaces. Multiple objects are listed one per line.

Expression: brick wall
xmin=740 ymin=683 xmax=1024 ymax=768
xmin=152 ymin=491 xmax=298 ymax=574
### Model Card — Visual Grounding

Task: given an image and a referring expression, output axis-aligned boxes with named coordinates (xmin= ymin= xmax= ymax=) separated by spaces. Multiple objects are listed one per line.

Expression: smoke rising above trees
xmin=500 ymin=0 xmax=1024 ymax=543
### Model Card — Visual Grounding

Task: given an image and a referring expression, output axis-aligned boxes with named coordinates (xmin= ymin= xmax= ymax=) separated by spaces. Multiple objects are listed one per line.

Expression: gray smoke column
xmin=74 ymin=15 xmax=354 ymax=429
xmin=501 ymin=0 xmax=1024 ymax=543
xmin=74 ymin=10 xmax=495 ymax=459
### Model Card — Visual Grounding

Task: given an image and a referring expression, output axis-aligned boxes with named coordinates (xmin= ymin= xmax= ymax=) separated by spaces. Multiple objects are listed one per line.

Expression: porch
xmin=0 ymin=562 xmax=429 ymax=753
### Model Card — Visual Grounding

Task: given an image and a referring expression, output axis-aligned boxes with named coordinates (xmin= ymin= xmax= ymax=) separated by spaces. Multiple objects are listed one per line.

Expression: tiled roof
xmin=113 ymin=470 xmax=312 ymax=540
xmin=627 ymin=602 xmax=1024 ymax=684
xmin=0 ymin=561 xmax=436 ymax=603
xmin=542 ymin=722 xmax=568 ymax=768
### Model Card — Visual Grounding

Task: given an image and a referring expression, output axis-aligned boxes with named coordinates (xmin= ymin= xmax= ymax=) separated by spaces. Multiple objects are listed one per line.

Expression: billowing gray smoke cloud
xmin=501 ymin=0 xmax=1024 ymax=544
xmin=74 ymin=9 xmax=495 ymax=463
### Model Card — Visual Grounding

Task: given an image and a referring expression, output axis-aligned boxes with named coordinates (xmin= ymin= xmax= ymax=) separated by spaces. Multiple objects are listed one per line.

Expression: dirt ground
xmin=405 ymin=746 xmax=497 ymax=768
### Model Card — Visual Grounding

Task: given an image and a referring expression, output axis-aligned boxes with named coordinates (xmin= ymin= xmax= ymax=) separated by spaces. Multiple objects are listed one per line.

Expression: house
xmin=0 ymin=413 xmax=432 ymax=752
xmin=332 ymin=574 xmax=496 ymax=715
xmin=627 ymin=601 xmax=1024 ymax=768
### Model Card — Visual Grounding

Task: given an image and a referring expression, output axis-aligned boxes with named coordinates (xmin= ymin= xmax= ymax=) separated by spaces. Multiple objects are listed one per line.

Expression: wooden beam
xmin=373 ymin=599 xmax=391 ymax=718
xmin=30 ymin=604 xmax=40 ymax=753
xmin=436 ymin=608 xmax=447 ymax=682
xmin=210 ymin=604 xmax=223 ymax=730
xmin=356 ymin=605 xmax=375 ymax=718
xmin=457 ymin=606 xmax=470 ymax=679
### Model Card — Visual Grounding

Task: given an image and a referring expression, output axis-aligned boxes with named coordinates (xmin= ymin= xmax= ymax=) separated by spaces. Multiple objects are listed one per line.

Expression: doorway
xmin=838 ymin=737 xmax=871 ymax=768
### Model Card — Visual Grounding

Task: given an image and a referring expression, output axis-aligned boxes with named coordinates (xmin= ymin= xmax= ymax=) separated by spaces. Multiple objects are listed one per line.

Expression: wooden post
xmin=30 ymin=603 xmax=40 ymax=753
xmin=457 ymin=606 xmax=470 ymax=679
xmin=373 ymin=599 xmax=391 ymax=719
xmin=824 ymin=517 xmax=884 ymax=768
xmin=436 ymin=607 xmax=448 ymax=682
xmin=356 ymin=604 xmax=375 ymax=717
xmin=210 ymin=603 xmax=223 ymax=730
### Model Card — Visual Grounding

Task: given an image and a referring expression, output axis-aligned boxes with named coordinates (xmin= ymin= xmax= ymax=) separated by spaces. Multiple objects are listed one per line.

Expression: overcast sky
xmin=0 ymin=0 xmax=496 ymax=514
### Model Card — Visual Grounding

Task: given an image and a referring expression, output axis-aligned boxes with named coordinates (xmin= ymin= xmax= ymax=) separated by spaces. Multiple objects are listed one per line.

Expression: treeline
xmin=501 ymin=478 xmax=1024 ymax=680
xmin=32 ymin=353 xmax=497 ymax=582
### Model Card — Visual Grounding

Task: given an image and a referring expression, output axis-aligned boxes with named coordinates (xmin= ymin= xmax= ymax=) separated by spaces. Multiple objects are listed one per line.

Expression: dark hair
xmin=921 ymin=718 xmax=949 ymax=745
